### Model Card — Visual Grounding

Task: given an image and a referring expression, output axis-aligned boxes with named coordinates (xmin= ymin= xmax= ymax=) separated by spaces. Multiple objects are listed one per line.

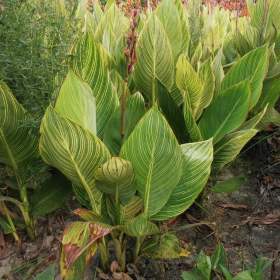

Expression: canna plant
xmin=37 ymin=0 xmax=280 ymax=278
xmin=0 ymin=81 xmax=38 ymax=240
xmin=0 ymin=81 xmax=72 ymax=241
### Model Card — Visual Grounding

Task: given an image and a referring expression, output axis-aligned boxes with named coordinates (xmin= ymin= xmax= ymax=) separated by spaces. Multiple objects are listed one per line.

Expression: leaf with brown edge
xmin=61 ymin=222 xmax=111 ymax=271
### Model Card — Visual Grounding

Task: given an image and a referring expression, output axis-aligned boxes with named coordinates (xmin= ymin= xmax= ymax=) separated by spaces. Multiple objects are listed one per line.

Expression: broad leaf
xmin=71 ymin=32 xmax=118 ymax=137
xmin=199 ymin=81 xmax=250 ymax=144
xmin=121 ymin=107 xmax=183 ymax=217
xmin=0 ymin=82 xmax=37 ymax=170
xmin=156 ymin=0 xmax=183 ymax=59
xmin=213 ymin=129 xmax=258 ymax=170
xmin=221 ymin=46 xmax=269 ymax=109
xmin=55 ymin=71 xmax=96 ymax=135
xmin=39 ymin=107 xmax=110 ymax=214
xmin=133 ymin=14 xmax=174 ymax=100
xmin=153 ymin=139 xmax=213 ymax=221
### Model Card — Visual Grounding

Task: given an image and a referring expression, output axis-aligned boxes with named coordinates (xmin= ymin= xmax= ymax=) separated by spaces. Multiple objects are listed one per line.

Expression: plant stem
xmin=0 ymin=201 xmax=20 ymax=244
xmin=133 ymin=236 xmax=142 ymax=262
xmin=16 ymin=174 xmax=35 ymax=240
xmin=151 ymin=79 xmax=157 ymax=106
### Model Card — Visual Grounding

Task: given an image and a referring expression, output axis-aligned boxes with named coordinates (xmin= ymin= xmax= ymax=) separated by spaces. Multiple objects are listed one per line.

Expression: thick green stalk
xmin=98 ymin=238 xmax=109 ymax=271
xmin=134 ymin=236 xmax=143 ymax=263
xmin=16 ymin=174 xmax=35 ymax=240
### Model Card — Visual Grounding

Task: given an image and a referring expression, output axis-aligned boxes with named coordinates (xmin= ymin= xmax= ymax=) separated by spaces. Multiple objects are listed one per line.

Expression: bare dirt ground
xmin=0 ymin=129 xmax=279 ymax=280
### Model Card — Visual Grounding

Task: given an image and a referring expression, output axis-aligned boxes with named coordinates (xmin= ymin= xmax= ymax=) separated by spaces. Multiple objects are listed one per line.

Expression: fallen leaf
xmin=242 ymin=212 xmax=280 ymax=226
xmin=217 ymin=203 xmax=249 ymax=210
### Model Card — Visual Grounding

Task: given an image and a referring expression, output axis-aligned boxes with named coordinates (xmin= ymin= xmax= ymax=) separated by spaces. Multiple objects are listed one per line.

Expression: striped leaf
xmin=221 ymin=46 xmax=269 ymax=109
xmin=0 ymin=82 xmax=37 ymax=170
xmin=133 ymin=14 xmax=174 ymax=100
xmin=120 ymin=107 xmax=183 ymax=217
xmin=124 ymin=92 xmax=146 ymax=139
xmin=239 ymin=105 xmax=268 ymax=130
xmin=257 ymin=106 xmax=280 ymax=129
xmin=199 ymin=81 xmax=250 ymax=144
xmin=71 ymin=32 xmax=119 ymax=137
xmin=213 ymin=129 xmax=258 ymax=171
xmin=55 ymin=71 xmax=96 ymax=135
xmin=156 ymin=0 xmax=183 ymax=59
xmin=123 ymin=214 xmax=159 ymax=237
xmin=183 ymin=94 xmax=202 ymax=142
xmin=152 ymin=139 xmax=213 ymax=221
xmin=39 ymin=107 xmax=110 ymax=214
xmin=120 ymin=196 xmax=143 ymax=224
xmin=196 ymin=58 xmax=215 ymax=118
xmin=176 ymin=55 xmax=206 ymax=118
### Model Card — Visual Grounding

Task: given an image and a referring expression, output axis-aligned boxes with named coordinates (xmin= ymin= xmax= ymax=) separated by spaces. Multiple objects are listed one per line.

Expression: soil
xmin=0 ymin=129 xmax=279 ymax=280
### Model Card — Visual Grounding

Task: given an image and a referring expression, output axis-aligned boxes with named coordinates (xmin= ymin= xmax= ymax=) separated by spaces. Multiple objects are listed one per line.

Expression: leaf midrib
xmin=62 ymin=139 xmax=100 ymax=214
xmin=0 ymin=128 xmax=18 ymax=171
xmin=144 ymin=143 xmax=156 ymax=217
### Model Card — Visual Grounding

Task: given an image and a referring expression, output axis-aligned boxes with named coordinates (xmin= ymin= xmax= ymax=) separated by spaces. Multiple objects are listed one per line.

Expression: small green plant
xmin=182 ymin=244 xmax=271 ymax=280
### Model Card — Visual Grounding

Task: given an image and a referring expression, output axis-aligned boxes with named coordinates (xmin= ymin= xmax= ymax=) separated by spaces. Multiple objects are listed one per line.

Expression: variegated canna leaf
xmin=213 ymin=129 xmax=258 ymax=171
xmin=55 ymin=71 xmax=96 ymax=135
xmin=199 ymin=81 xmax=250 ymax=144
xmin=133 ymin=14 xmax=174 ymax=100
xmin=121 ymin=107 xmax=183 ymax=217
xmin=176 ymin=54 xmax=203 ymax=117
xmin=221 ymin=46 xmax=269 ymax=109
xmin=152 ymin=139 xmax=213 ymax=221
xmin=71 ymin=31 xmax=119 ymax=137
xmin=156 ymin=0 xmax=183 ymax=59
xmin=39 ymin=107 xmax=110 ymax=214
xmin=183 ymin=94 xmax=202 ymax=142
xmin=239 ymin=105 xmax=268 ymax=130
xmin=0 ymin=82 xmax=37 ymax=170
xmin=123 ymin=214 xmax=159 ymax=237
xmin=120 ymin=196 xmax=143 ymax=224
